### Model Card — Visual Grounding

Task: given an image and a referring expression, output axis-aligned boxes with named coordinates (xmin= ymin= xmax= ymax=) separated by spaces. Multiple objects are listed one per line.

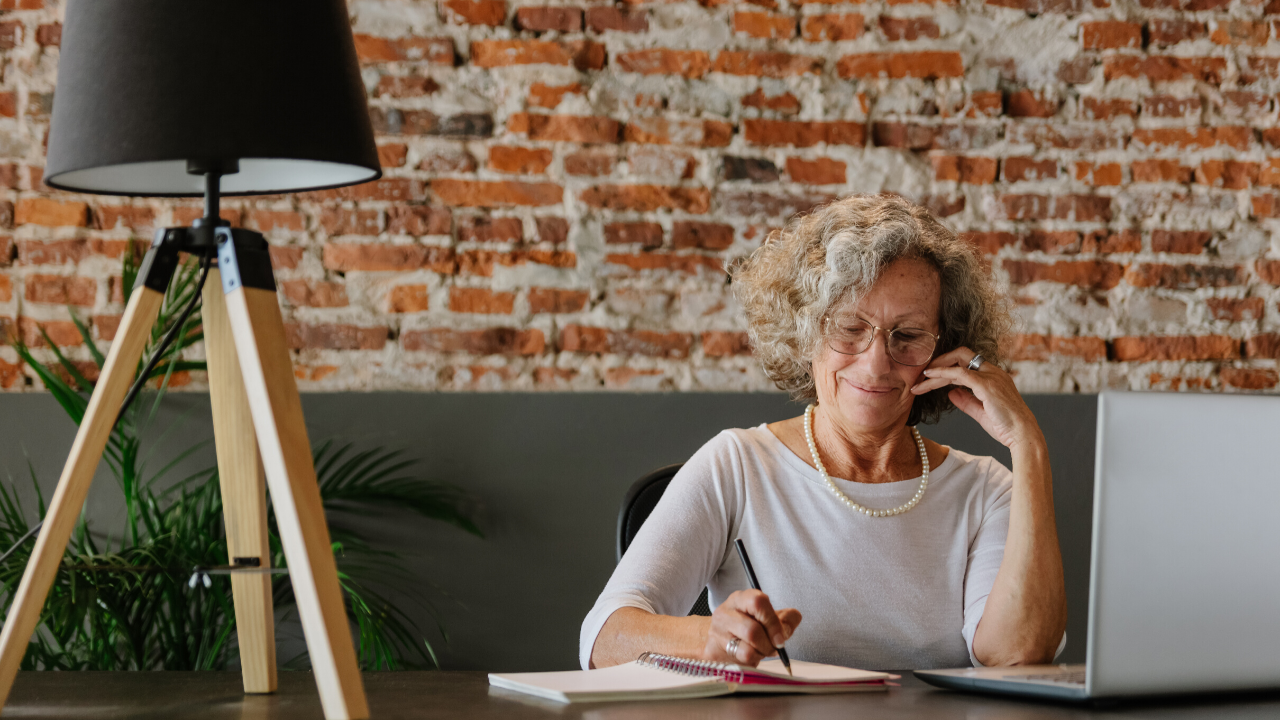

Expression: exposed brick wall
xmin=0 ymin=0 xmax=1278 ymax=393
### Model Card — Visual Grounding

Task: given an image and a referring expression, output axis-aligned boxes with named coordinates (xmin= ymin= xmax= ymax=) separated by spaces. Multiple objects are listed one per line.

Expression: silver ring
xmin=726 ymin=637 xmax=740 ymax=657
xmin=967 ymin=354 xmax=985 ymax=371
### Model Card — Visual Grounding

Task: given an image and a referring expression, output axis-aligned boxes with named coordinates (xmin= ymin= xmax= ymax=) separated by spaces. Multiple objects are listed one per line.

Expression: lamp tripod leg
xmin=218 ymin=256 xmax=368 ymax=718
xmin=204 ymin=267 xmax=277 ymax=695
xmin=0 ymin=284 xmax=168 ymax=707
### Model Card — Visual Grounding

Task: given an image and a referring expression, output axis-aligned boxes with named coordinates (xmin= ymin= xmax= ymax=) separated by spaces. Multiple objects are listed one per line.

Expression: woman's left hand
xmin=910 ymin=348 xmax=1043 ymax=452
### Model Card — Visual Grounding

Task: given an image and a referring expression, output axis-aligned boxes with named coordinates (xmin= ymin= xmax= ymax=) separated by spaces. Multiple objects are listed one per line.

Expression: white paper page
xmin=748 ymin=658 xmax=891 ymax=682
xmin=489 ymin=662 xmax=728 ymax=702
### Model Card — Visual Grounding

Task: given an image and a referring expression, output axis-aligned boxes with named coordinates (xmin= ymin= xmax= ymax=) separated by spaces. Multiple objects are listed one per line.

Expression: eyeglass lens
xmin=827 ymin=318 xmax=936 ymax=366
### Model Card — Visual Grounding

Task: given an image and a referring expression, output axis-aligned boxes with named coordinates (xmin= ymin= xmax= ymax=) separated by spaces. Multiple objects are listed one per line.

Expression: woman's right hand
xmin=703 ymin=589 xmax=802 ymax=666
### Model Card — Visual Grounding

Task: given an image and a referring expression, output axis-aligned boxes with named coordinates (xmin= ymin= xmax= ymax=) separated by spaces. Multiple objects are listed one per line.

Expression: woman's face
xmin=812 ymin=258 xmax=942 ymax=434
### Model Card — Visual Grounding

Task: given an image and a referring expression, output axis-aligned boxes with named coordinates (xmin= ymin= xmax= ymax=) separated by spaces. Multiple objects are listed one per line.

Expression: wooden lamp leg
xmin=0 ymin=286 xmax=167 ymax=707
xmin=221 ymin=280 xmax=368 ymax=720
xmin=203 ymin=268 xmax=277 ymax=695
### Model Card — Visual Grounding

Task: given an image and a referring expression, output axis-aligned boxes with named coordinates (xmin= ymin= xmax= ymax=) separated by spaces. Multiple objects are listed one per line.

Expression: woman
xmin=580 ymin=194 xmax=1067 ymax=671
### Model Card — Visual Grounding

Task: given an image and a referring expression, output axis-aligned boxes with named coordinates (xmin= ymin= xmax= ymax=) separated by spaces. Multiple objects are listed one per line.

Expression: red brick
xmin=879 ymin=16 xmax=939 ymax=40
xmin=712 ymin=51 xmax=823 ymax=77
xmin=1220 ymin=367 xmax=1279 ymax=389
xmin=960 ymin=232 xmax=1018 ymax=256
xmin=604 ymin=253 xmax=723 ymax=274
xmin=458 ymin=217 xmax=523 ymax=244
xmin=1143 ymin=94 xmax=1201 ymax=118
xmin=1081 ymin=97 xmax=1136 ymax=120
xmin=719 ymin=190 xmax=835 ymax=217
xmin=377 ymin=143 xmax=408 ymax=168
xmin=515 ymin=6 xmax=583 ymax=32
xmin=1022 ymin=231 xmax=1081 ymax=254
xmin=672 ymin=222 xmax=734 ymax=250
xmin=449 ymin=286 xmax=515 ymax=313
xmin=93 ymin=206 xmax=155 ymax=232
xmin=1005 ymin=124 xmax=1124 ymax=151
xmin=1196 ymin=160 xmax=1258 ymax=190
xmin=579 ymin=185 xmax=710 ymax=213
xmin=1256 ymin=259 xmax=1280 ymax=284
xmin=1131 ymin=159 xmax=1193 ymax=183
xmin=1132 ymin=127 xmax=1250 ymax=151
xmin=488 ymin=146 xmax=553 ymax=175
xmin=24 ymin=274 xmax=96 ymax=306
xmin=1082 ymin=230 xmax=1141 ymax=253
xmin=1003 ymin=157 xmax=1057 ymax=182
xmin=286 ymin=323 xmax=388 ymax=351
xmin=388 ymin=285 xmax=430 ymax=313
xmin=564 ymin=151 xmax=616 ymax=177
xmin=1058 ymin=57 xmax=1095 ymax=84
xmin=702 ymin=331 xmax=752 ymax=357
xmin=1125 ymin=263 xmax=1241 ymax=289
xmin=280 ymin=280 xmax=349 ymax=308
xmin=15 ymin=198 xmax=88 ymax=227
xmin=457 ymin=249 xmax=576 ymax=276
xmin=1149 ymin=18 xmax=1205 ymax=46
xmin=1081 ymin=20 xmax=1141 ymax=49
xmin=616 ymin=49 xmax=711 ymax=78
xmin=442 ymin=0 xmax=506 ymax=26
xmin=742 ymin=119 xmax=865 ymax=147
xmin=1253 ymin=193 xmax=1280 ymax=218
xmin=508 ymin=113 xmax=621 ymax=144
xmin=1003 ymin=259 xmax=1125 ymax=289
xmin=604 ymin=222 xmax=663 ymax=248
xmin=624 ymin=117 xmax=732 ymax=147
xmin=734 ymin=11 xmax=796 ymax=39
xmin=386 ymin=206 xmax=451 ymax=236
xmin=323 ymin=243 xmax=455 ymax=273
xmin=402 ymin=327 xmax=545 ymax=355
xmin=0 ymin=93 xmax=14 ymax=118
xmin=1246 ymin=334 xmax=1280 ymax=359
xmin=352 ymin=35 xmax=453 ymax=64
xmin=432 ymin=179 xmax=562 ymax=207
xmin=560 ymin=324 xmax=693 ymax=358
xmin=963 ymin=91 xmax=1004 ymax=118
xmin=535 ymin=217 xmax=569 ymax=245
xmin=529 ymin=287 xmax=590 ymax=313
xmin=0 ymin=21 xmax=20 ymax=49
xmin=19 ymin=318 xmax=82 ymax=348
xmin=628 ymin=147 xmax=696 ymax=180
xmin=1103 ymin=56 xmax=1226 ymax=83
xmin=375 ymin=75 xmax=441 ymax=98
xmin=1112 ymin=335 xmax=1239 ymax=362
xmin=1000 ymin=195 xmax=1111 ymax=222
xmin=471 ymin=39 xmax=604 ymax=70
xmin=837 ymin=51 xmax=963 ymax=79
xmin=35 ymin=22 xmax=59 ymax=46
xmin=985 ymin=0 xmax=1098 ymax=10
xmin=786 ymin=157 xmax=846 ymax=185
xmin=801 ymin=14 xmax=864 ymax=42
xmin=419 ymin=148 xmax=477 ymax=173
xmin=319 ymin=209 xmax=380 ymax=236
xmin=1074 ymin=162 xmax=1122 ymax=186
xmin=305 ymin=178 xmax=422 ymax=203
xmin=270 ymin=246 xmax=305 ymax=270
xmin=1007 ymin=334 xmax=1107 ymax=362
xmin=1005 ymin=90 xmax=1060 ymax=118
xmin=1211 ymin=20 xmax=1269 ymax=46
xmin=528 ymin=83 xmax=585 ymax=109
xmin=586 ymin=7 xmax=647 ymax=33
xmin=872 ymin=122 xmax=1000 ymax=151
xmin=741 ymin=89 xmax=801 ymax=115
xmin=1206 ymin=297 xmax=1265 ymax=322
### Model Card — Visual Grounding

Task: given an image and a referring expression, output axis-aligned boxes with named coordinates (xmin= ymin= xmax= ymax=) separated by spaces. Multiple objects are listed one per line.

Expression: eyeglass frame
xmin=822 ymin=316 xmax=940 ymax=367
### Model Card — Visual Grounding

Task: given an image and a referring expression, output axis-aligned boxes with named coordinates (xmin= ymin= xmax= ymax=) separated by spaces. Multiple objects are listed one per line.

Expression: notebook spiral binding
xmin=636 ymin=652 xmax=745 ymax=684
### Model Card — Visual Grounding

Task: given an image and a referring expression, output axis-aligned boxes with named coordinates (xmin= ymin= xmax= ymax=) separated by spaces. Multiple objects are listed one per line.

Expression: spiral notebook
xmin=487 ymin=652 xmax=893 ymax=703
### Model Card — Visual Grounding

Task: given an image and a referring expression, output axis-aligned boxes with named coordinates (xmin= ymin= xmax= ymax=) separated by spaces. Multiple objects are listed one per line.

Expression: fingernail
xmin=773 ymin=635 xmax=786 ymax=648
xmin=923 ymin=369 xmax=935 ymax=376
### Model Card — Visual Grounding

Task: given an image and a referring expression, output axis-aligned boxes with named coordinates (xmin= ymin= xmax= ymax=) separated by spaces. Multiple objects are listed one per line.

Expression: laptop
xmin=916 ymin=391 xmax=1280 ymax=702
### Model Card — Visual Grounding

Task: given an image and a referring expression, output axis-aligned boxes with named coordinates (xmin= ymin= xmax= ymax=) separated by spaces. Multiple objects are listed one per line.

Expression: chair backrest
xmin=616 ymin=463 xmax=712 ymax=617
xmin=616 ymin=463 xmax=683 ymax=562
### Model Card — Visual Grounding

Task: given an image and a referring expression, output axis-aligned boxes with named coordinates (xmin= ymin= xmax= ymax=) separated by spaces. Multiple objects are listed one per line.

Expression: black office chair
xmin=617 ymin=463 xmax=713 ymax=617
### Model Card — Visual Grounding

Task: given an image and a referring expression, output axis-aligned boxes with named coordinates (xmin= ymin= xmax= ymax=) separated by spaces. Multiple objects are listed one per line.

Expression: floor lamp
xmin=0 ymin=2 xmax=381 ymax=718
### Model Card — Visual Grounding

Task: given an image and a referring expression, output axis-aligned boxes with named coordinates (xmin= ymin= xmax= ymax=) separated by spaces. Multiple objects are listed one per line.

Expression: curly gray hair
xmin=730 ymin=194 xmax=1011 ymax=426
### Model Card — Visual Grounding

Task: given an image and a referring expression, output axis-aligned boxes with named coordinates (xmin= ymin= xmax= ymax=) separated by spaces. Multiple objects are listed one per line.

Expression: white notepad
xmin=488 ymin=653 xmax=892 ymax=703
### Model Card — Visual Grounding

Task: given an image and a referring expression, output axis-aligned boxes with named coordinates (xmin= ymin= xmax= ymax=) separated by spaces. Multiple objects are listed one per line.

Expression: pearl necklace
xmin=803 ymin=403 xmax=929 ymax=517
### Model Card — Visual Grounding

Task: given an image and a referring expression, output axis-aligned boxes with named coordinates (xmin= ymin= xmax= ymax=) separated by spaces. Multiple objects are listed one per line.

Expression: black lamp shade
xmin=44 ymin=0 xmax=382 ymax=197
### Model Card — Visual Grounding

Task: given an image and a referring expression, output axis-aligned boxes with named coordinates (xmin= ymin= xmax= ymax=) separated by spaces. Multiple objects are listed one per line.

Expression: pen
xmin=734 ymin=538 xmax=792 ymax=676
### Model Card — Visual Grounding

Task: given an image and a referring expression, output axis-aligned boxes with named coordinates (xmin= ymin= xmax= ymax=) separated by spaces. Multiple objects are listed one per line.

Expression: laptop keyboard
xmin=1005 ymin=670 xmax=1086 ymax=686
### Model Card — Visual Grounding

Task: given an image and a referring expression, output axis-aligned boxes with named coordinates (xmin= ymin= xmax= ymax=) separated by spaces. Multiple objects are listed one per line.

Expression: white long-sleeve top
xmin=580 ymin=424 xmax=1016 ymax=671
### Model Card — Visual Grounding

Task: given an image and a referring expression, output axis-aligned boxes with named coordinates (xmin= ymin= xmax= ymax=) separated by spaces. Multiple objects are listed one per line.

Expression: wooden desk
xmin=8 ymin=670 xmax=1280 ymax=719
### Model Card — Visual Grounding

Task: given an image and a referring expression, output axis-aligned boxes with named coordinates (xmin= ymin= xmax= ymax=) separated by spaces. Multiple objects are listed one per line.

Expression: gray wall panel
xmin=0 ymin=393 xmax=1095 ymax=671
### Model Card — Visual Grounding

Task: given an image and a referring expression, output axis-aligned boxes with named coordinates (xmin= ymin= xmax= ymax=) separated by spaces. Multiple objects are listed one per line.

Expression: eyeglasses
xmin=824 ymin=317 xmax=938 ymax=366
